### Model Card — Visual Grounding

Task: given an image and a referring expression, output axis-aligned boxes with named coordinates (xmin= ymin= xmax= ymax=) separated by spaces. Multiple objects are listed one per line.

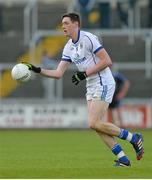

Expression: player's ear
xmin=74 ymin=21 xmax=79 ymax=27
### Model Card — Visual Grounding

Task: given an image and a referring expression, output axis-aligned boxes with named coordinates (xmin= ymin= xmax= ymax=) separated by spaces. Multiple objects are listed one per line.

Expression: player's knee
xmin=88 ymin=121 xmax=96 ymax=130
xmin=88 ymin=118 xmax=108 ymax=133
xmin=88 ymin=118 xmax=100 ymax=130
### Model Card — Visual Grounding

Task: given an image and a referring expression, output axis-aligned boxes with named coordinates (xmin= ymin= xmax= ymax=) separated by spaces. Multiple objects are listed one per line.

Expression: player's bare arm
xmin=72 ymin=48 xmax=112 ymax=85
xmin=21 ymin=60 xmax=70 ymax=79
xmin=86 ymin=48 xmax=112 ymax=76
xmin=40 ymin=60 xmax=70 ymax=79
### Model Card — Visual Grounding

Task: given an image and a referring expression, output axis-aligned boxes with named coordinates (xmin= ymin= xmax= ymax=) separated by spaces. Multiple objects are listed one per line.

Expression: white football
xmin=11 ymin=63 xmax=31 ymax=82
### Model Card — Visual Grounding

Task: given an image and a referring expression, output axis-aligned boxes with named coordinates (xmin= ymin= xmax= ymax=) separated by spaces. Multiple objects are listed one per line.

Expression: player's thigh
xmin=88 ymin=100 xmax=109 ymax=123
xmin=87 ymin=100 xmax=92 ymax=112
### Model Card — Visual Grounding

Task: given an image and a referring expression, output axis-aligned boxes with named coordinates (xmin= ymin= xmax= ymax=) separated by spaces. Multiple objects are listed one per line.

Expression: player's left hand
xmin=72 ymin=71 xmax=87 ymax=85
xmin=22 ymin=62 xmax=41 ymax=73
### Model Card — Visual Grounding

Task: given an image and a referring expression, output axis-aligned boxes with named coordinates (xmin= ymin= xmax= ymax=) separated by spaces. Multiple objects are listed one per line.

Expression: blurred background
xmin=0 ymin=0 xmax=152 ymax=129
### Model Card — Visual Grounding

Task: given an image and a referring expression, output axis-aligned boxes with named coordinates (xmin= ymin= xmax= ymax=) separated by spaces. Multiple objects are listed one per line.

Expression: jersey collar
xmin=72 ymin=30 xmax=80 ymax=44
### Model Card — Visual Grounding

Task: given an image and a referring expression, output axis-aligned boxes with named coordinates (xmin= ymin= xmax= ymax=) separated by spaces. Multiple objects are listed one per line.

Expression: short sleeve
xmin=113 ymin=72 xmax=127 ymax=83
xmin=84 ymin=33 xmax=104 ymax=54
xmin=61 ymin=44 xmax=72 ymax=62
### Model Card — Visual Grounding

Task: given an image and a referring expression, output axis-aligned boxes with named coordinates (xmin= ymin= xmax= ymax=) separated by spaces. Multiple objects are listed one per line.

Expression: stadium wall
xmin=0 ymin=100 xmax=152 ymax=129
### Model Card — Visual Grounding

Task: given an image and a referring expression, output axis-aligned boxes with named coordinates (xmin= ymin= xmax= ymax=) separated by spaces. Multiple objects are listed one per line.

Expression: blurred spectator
xmin=98 ymin=2 xmax=111 ymax=28
xmin=41 ymin=50 xmax=56 ymax=100
xmin=109 ymin=72 xmax=130 ymax=127
xmin=41 ymin=50 xmax=56 ymax=69
xmin=0 ymin=4 xmax=3 ymax=32
xmin=75 ymin=0 xmax=96 ymax=28
xmin=117 ymin=0 xmax=137 ymax=28
xmin=88 ymin=9 xmax=101 ymax=28
xmin=148 ymin=0 xmax=152 ymax=28
xmin=117 ymin=1 xmax=128 ymax=28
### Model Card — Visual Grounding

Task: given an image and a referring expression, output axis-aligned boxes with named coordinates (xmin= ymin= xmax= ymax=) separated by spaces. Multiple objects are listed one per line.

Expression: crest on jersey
xmin=70 ymin=46 xmax=74 ymax=50
xmin=80 ymin=42 xmax=83 ymax=49
xmin=76 ymin=53 xmax=79 ymax=58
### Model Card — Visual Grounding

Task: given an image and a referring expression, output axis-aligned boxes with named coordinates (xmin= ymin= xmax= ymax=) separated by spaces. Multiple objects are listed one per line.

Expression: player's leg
xmin=88 ymin=100 xmax=117 ymax=148
xmin=110 ymin=100 xmax=123 ymax=128
xmin=116 ymin=107 xmax=123 ymax=128
xmin=109 ymin=107 xmax=123 ymax=128
xmin=88 ymin=100 xmax=121 ymax=136
xmin=118 ymin=128 xmax=144 ymax=160
xmin=88 ymin=100 xmax=144 ymax=161
xmin=109 ymin=100 xmax=144 ymax=160
xmin=87 ymin=100 xmax=130 ymax=166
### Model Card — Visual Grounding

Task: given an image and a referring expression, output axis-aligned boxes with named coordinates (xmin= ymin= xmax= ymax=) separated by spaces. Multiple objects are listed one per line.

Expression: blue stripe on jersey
xmin=101 ymin=85 xmax=108 ymax=100
xmin=94 ymin=46 xmax=103 ymax=54
xmin=72 ymin=30 xmax=80 ymax=44
xmin=97 ymin=72 xmax=102 ymax=86
xmin=84 ymin=35 xmax=103 ymax=86
xmin=92 ymin=53 xmax=102 ymax=86
xmin=63 ymin=54 xmax=71 ymax=59
xmin=84 ymin=35 xmax=93 ymax=50
xmin=61 ymin=58 xmax=72 ymax=62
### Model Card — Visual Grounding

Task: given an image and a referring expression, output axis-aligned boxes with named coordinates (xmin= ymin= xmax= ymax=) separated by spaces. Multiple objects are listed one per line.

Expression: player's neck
xmin=72 ymin=29 xmax=80 ymax=44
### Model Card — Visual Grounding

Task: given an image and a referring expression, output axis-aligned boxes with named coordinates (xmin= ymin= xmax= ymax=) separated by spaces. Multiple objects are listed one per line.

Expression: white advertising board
xmin=0 ymin=103 xmax=87 ymax=128
xmin=0 ymin=102 xmax=152 ymax=128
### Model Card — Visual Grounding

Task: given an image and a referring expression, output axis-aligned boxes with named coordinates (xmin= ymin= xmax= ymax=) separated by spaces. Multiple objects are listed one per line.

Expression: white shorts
xmin=86 ymin=84 xmax=115 ymax=103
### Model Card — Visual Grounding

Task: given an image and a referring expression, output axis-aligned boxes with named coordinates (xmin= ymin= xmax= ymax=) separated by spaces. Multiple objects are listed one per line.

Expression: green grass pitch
xmin=0 ymin=129 xmax=151 ymax=178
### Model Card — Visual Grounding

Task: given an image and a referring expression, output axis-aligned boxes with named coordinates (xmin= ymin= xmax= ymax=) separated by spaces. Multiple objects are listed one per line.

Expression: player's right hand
xmin=22 ymin=62 xmax=41 ymax=73
xmin=72 ymin=71 xmax=87 ymax=85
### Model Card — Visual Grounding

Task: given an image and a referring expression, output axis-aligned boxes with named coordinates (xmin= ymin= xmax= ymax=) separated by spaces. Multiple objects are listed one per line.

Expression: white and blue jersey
xmin=61 ymin=30 xmax=115 ymax=103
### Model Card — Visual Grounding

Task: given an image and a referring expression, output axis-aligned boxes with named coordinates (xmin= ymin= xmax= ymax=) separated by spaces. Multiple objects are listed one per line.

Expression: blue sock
xmin=111 ymin=144 xmax=129 ymax=163
xmin=118 ymin=129 xmax=133 ymax=143
xmin=130 ymin=133 xmax=138 ymax=144
xmin=118 ymin=129 xmax=129 ymax=140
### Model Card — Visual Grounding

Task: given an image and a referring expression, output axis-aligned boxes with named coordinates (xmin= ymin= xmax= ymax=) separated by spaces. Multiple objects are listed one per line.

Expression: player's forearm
xmin=40 ymin=61 xmax=70 ymax=79
xmin=86 ymin=48 xmax=112 ymax=76
xmin=86 ymin=59 xmax=112 ymax=76
xmin=40 ymin=69 xmax=62 ymax=79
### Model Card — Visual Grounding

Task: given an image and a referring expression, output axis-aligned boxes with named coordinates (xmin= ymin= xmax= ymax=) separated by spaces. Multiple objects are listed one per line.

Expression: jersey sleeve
xmin=61 ymin=44 xmax=72 ymax=62
xmin=84 ymin=33 xmax=104 ymax=54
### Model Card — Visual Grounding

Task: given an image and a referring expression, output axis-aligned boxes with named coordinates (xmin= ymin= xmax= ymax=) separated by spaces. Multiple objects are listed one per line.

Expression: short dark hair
xmin=62 ymin=13 xmax=80 ymax=27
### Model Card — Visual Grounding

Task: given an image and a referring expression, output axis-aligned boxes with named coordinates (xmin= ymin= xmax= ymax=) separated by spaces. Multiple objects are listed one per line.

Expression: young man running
xmin=23 ymin=13 xmax=144 ymax=167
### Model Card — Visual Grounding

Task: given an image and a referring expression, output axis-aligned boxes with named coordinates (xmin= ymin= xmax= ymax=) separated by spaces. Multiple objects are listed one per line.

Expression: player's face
xmin=62 ymin=17 xmax=78 ymax=37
